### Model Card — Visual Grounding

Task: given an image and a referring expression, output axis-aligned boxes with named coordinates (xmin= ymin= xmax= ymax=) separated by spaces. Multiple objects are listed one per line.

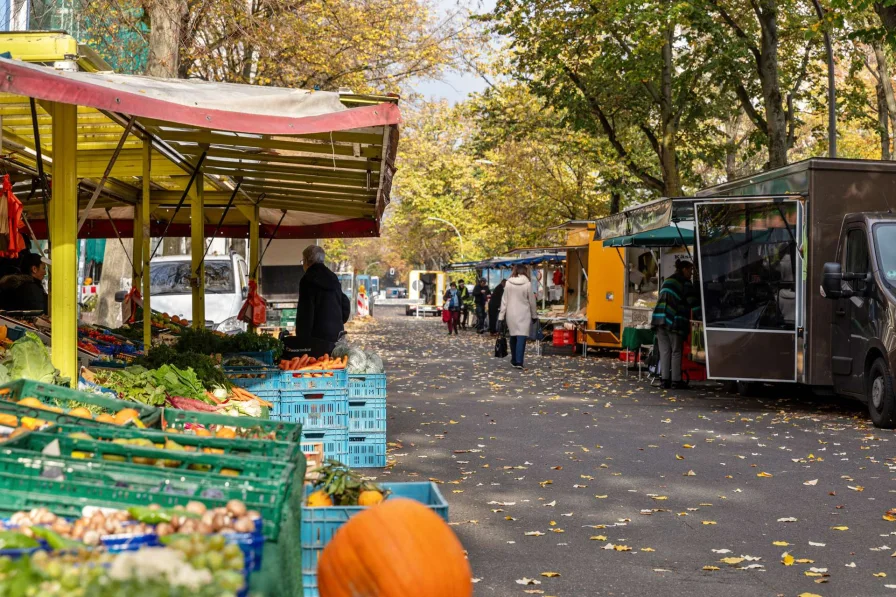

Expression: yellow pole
xmin=141 ymin=140 xmax=152 ymax=348
xmin=190 ymin=172 xmax=205 ymax=328
xmin=50 ymin=102 xmax=78 ymax=384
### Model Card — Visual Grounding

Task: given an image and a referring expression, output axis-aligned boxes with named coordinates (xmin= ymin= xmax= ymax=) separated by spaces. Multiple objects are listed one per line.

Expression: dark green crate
xmin=0 ymin=379 xmax=161 ymax=426
xmin=44 ymin=422 xmax=303 ymax=465
xmin=3 ymin=429 xmax=297 ymax=484
xmin=0 ymin=449 xmax=292 ymax=539
xmin=161 ymin=408 xmax=301 ymax=444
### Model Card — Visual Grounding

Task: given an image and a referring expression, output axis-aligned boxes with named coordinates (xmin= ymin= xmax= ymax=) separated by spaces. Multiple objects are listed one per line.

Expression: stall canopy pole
xmin=190 ymin=166 xmax=206 ymax=329
xmin=49 ymin=101 xmax=78 ymax=384
xmin=77 ymin=116 xmax=136 ymax=233
xmin=141 ymin=140 xmax=152 ymax=349
xmin=149 ymin=151 xmax=207 ymax=260
xmin=252 ymin=209 xmax=287 ymax=280
xmin=29 ymin=98 xmax=52 ymax=239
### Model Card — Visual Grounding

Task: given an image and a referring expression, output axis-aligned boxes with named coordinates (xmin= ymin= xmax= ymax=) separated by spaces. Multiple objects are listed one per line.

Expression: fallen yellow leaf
xmin=652 ymin=496 xmax=668 ymax=501
xmin=590 ymin=535 xmax=607 ymax=541
xmin=720 ymin=557 xmax=744 ymax=565
xmin=595 ymin=495 xmax=608 ymax=499
xmin=641 ymin=547 xmax=655 ymax=552
xmin=873 ymin=572 xmax=887 ymax=578
xmin=782 ymin=553 xmax=795 ymax=566
xmin=702 ymin=566 xmax=720 ymax=571
xmin=831 ymin=526 xmax=849 ymax=531
xmin=675 ymin=454 xmax=684 ymax=460
xmin=773 ymin=541 xmax=791 ymax=547
xmin=798 ymin=593 xmax=823 ymax=597
xmin=613 ymin=545 xmax=631 ymax=551
xmin=540 ymin=572 xmax=561 ymax=578
xmin=682 ymin=444 xmax=694 ymax=449
xmin=757 ymin=472 xmax=773 ymax=478
xmin=795 ymin=559 xmax=815 ymax=564
xmin=702 ymin=521 xmax=717 ymax=525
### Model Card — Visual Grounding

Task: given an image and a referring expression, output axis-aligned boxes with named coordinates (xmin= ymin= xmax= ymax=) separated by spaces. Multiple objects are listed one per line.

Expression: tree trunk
xmin=95 ymin=240 xmax=133 ymax=329
xmin=756 ymin=0 xmax=788 ymax=169
xmin=877 ymin=80 xmax=891 ymax=160
xmin=659 ymin=28 xmax=682 ymax=196
xmin=145 ymin=0 xmax=189 ymax=78
xmin=725 ymin=116 xmax=739 ymax=181
xmin=609 ymin=188 xmax=622 ymax=214
xmin=873 ymin=42 xmax=896 ymax=160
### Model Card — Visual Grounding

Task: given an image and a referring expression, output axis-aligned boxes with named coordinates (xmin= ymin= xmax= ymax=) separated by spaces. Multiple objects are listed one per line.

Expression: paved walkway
xmin=350 ymin=308 xmax=895 ymax=597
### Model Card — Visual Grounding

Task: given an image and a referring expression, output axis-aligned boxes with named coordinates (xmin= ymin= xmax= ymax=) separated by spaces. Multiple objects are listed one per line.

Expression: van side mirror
xmin=241 ymin=287 xmax=248 ymax=299
xmin=821 ymin=262 xmax=846 ymax=299
xmin=114 ymin=290 xmax=127 ymax=303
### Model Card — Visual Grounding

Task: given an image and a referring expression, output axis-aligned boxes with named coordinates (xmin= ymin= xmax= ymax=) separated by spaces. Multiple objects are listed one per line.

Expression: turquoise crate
xmin=224 ymin=367 xmax=279 ymax=393
xmin=347 ymin=432 xmax=386 ymax=468
xmin=298 ymin=427 xmax=347 ymax=462
xmin=301 ymin=482 xmax=448 ymax=597
xmin=279 ymin=368 xmax=347 ymax=393
xmin=347 ymin=373 xmax=386 ymax=399
xmin=348 ymin=397 xmax=386 ymax=433
xmin=273 ymin=391 xmax=348 ymax=430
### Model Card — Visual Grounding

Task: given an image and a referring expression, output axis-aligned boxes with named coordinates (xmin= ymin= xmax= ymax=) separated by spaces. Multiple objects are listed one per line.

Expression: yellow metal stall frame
xmin=0 ymin=33 xmax=400 ymax=384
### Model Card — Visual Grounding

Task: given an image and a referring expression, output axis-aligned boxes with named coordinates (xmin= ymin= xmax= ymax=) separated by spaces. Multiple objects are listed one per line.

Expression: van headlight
xmin=216 ymin=316 xmax=246 ymax=333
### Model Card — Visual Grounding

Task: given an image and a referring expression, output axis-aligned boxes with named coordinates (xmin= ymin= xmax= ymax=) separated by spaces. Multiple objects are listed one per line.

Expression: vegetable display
xmin=307 ymin=459 xmax=387 ymax=507
xmin=0 ymin=332 xmax=66 ymax=386
xmin=94 ymin=365 xmax=212 ymax=407
xmin=279 ymin=354 xmax=347 ymax=372
xmin=174 ymin=328 xmax=282 ymax=361
xmin=316 ymin=499 xmax=473 ymax=597
xmin=134 ymin=346 xmax=232 ymax=390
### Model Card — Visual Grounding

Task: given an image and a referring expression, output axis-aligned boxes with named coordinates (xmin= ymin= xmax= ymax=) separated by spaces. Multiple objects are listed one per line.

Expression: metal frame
xmin=693 ymin=197 xmax=805 ymax=383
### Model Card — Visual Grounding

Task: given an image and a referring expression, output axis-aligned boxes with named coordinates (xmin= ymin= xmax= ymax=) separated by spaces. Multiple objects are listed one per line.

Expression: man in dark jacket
xmin=472 ymin=277 xmax=489 ymax=333
xmin=293 ymin=245 xmax=350 ymax=357
xmin=0 ymin=253 xmax=48 ymax=314
xmin=487 ymin=279 xmax=506 ymax=335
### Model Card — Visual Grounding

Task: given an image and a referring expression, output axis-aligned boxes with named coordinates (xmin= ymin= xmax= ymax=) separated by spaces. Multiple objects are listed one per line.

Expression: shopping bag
xmin=120 ymin=287 xmax=143 ymax=324
xmin=238 ymin=280 xmax=267 ymax=327
xmin=528 ymin=319 xmax=543 ymax=341
xmin=494 ymin=333 xmax=508 ymax=358
xmin=442 ymin=309 xmax=451 ymax=323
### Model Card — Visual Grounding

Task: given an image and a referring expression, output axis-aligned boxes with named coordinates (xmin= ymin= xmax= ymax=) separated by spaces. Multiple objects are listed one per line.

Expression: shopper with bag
xmin=443 ymin=282 xmax=461 ymax=336
xmin=487 ymin=279 xmax=506 ymax=335
xmin=498 ymin=265 xmax=538 ymax=369
xmin=290 ymin=245 xmax=351 ymax=358
xmin=651 ymin=259 xmax=700 ymax=389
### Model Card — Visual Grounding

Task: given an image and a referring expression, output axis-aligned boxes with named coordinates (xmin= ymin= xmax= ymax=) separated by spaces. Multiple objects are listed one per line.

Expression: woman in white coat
xmin=498 ymin=264 xmax=538 ymax=369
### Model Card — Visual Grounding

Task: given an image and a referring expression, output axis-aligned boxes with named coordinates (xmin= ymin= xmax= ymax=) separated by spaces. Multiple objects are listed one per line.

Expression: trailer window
xmin=873 ymin=224 xmax=896 ymax=288
xmin=697 ymin=201 xmax=798 ymax=330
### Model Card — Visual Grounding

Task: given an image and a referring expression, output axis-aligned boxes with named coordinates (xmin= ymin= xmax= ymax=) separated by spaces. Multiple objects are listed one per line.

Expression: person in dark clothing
xmin=292 ymin=245 xmax=350 ymax=357
xmin=651 ymin=259 xmax=700 ymax=389
xmin=472 ymin=278 xmax=489 ymax=333
xmin=457 ymin=279 xmax=471 ymax=330
xmin=443 ymin=282 xmax=461 ymax=336
xmin=0 ymin=253 xmax=48 ymax=314
xmin=487 ymin=279 xmax=506 ymax=335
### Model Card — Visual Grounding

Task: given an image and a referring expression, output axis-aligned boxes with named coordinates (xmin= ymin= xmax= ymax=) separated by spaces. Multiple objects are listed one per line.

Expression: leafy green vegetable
xmin=0 ymin=530 xmax=40 ymax=549
xmin=4 ymin=332 xmax=56 ymax=383
xmin=94 ymin=367 xmax=168 ymax=406
xmin=174 ymin=328 xmax=282 ymax=360
xmin=134 ymin=346 xmax=231 ymax=390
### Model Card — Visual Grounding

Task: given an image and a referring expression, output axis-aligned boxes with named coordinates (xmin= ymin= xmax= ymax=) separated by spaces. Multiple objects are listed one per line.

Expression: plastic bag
xmin=238 ymin=280 xmax=267 ymax=327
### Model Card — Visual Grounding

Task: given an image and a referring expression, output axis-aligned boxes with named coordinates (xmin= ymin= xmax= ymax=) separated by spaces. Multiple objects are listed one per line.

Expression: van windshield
xmin=150 ymin=261 xmax=234 ymax=295
xmin=874 ymin=224 xmax=896 ymax=289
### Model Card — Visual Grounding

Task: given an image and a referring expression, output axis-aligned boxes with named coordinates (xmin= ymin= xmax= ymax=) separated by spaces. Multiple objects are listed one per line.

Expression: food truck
xmin=405 ymin=270 xmax=447 ymax=316
xmin=596 ymin=158 xmax=896 ymax=428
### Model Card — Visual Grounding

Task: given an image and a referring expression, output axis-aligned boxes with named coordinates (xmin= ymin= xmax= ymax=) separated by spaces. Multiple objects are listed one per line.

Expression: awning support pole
xmin=29 ymin=98 xmax=51 ymax=240
xmin=149 ymin=151 xmax=207 ymax=260
xmin=49 ymin=101 xmax=78 ymax=384
xmin=251 ymin=208 xmax=285 ymax=280
xmin=77 ymin=116 xmax=136 ymax=233
xmin=190 ymin=163 xmax=205 ymax=329
xmin=140 ymin=139 xmax=152 ymax=348
xmin=105 ymin=209 xmax=134 ymax=271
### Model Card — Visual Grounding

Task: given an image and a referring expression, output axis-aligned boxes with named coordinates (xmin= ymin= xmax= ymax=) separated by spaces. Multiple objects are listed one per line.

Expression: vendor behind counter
xmin=0 ymin=253 xmax=48 ymax=314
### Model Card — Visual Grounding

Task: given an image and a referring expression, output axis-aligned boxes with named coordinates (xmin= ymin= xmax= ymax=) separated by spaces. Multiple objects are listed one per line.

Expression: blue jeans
xmin=510 ymin=335 xmax=527 ymax=366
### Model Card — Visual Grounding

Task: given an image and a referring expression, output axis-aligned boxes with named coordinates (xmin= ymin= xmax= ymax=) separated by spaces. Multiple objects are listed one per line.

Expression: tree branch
xmin=734 ymin=82 xmax=768 ymax=132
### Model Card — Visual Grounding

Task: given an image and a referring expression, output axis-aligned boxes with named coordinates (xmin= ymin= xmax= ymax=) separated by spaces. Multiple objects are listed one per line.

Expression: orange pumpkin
xmin=317 ymin=498 xmax=472 ymax=597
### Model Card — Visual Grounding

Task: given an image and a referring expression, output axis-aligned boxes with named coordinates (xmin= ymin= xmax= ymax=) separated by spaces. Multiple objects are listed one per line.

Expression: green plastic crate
xmin=0 ymin=379 xmax=161 ymax=427
xmin=3 ymin=429 xmax=297 ymax=484
xmin=161 ymin=408 xmax=301 ymax=444
xmin=0 ymin=448 xmax=293 ymax=539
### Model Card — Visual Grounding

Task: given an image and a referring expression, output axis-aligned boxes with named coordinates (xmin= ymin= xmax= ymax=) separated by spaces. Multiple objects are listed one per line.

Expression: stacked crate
xmin=277 ymin=368 xmax=349 ymax=464
xmin=346 ymin=373 xmax=387 ymax=468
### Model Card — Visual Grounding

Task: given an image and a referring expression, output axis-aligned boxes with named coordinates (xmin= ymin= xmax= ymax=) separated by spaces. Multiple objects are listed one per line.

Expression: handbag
xmin=494 ymin=324 xmax=508 ymax=358
xmin=528 ymin=319 xmax=542 ymax=341
xmin=442 ymin=309 xmax=451 ymax=323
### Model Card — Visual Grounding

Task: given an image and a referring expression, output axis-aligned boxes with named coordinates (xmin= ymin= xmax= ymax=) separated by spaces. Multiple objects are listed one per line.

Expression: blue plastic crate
xmin=225 ymin=367 xmax=280 ymax=393
xmin=273 ymin=390 xmax=348 ymax=430
xmin=348 ymin=397 xmax=386 ymax=433
xmin=298 ymin=427 xmax=348 ymax=462
xmin=279 ymin=368 xmax=347 ymax=393
xmin=347 ymin=373 xmax=386 ymax=399
xmin=347 ymin=432 xmax=386 ymax=468
xmin=301 ymin=482 xmax=448 ymax=597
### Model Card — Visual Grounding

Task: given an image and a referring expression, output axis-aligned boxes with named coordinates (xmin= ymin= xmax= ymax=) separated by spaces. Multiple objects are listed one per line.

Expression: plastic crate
xmin=347 ymin=432 xmax=386 ymax=468
xmin=298 ymin=428 xmax=347 ymax=462
xmin=279 ymin=368 xmax=347 ymax=393
xmin=301 ymin=482 xmax=448 ymax=597
xmin=348 ymin=397 xmax=386 ymax=433
xmin=0 ymin=379 xmax=161 ymax=427
xmin=161 ymin=408 xmax=302 ymax=444
xmin=224 ymin=368 xmax=280 ymax=394
xmin=274 ymin=388 xmax=347 ymax=429
xmin=346 ymin=373 xmax=386 ymax=399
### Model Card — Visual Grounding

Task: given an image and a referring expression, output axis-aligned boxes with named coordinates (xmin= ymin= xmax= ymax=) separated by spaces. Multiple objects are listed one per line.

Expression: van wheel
xmin=867 ymin=358 xmax=896 ymax=429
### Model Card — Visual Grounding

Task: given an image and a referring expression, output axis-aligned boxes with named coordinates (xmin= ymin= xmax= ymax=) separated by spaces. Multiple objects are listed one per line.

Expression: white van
xmin=149 ymin=253 xmax=249 ymax=332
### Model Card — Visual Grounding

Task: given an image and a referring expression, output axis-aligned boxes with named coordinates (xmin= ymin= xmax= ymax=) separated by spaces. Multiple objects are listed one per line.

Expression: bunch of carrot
xmin=279 ymin=354 xmax=348 ymax=371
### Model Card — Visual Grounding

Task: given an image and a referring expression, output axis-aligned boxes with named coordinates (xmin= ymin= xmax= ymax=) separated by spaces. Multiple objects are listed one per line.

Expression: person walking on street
xmin=473 ymin=278 xmax=489 ymax=333
xmin=443 ymin=282 xmax=462 ymax=336
xmin=499 ymin=265 xmax=538 ymax=369
xmin=488 ymin=279 xmax=506 ymax=335
xmin=291 ymin=245 xmax=351 ymax=358
xmin=651 ymin=259 xmax=700 ymax=389
xmin=457 ymin=279 xmax=471 ymax=330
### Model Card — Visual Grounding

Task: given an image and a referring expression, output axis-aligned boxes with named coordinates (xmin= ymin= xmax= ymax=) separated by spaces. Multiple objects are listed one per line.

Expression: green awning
xmin=602 ymin=223 xmax=695 ymax=248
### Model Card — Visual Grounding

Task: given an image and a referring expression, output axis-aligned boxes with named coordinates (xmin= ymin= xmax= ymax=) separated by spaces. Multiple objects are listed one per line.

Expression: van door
xmin=694 ymin=198 xmax=803 ymax=382
xmin=831 ymin=227 xmax=872 ymax=396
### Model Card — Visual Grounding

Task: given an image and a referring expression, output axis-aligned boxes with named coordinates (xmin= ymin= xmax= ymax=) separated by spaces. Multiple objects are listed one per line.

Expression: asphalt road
xmin=349 ymin=308 xmax=896 ymax=597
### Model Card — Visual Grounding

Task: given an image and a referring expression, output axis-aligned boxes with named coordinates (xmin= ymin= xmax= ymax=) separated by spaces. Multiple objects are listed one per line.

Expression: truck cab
xmin=822 ymin=213 xmax=896 ymax=428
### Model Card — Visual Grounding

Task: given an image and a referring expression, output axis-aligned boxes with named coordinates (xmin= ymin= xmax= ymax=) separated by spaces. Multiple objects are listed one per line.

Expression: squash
xmin=0 ymin=325 xmax=7 ymax=342
xmin=317 ymin=498 xmax=472 ymax=597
